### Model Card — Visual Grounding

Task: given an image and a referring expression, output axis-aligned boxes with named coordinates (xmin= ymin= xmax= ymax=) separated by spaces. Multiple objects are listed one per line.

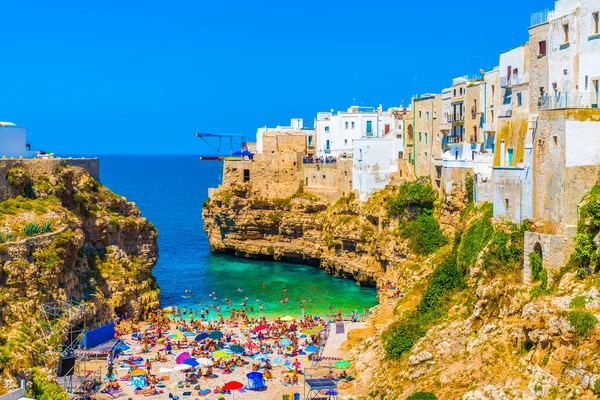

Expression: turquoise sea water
xmin=93 ymin=155 xmax=377 ymax=320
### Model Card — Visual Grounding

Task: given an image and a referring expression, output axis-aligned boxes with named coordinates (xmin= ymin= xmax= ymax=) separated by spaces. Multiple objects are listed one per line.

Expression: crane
xmin=195 ymin=132 xmax=248 ymax=185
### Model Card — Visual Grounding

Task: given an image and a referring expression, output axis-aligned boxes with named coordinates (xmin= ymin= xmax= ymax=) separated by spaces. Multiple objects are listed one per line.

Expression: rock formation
xmin=0 ymin=160 xmax=158 ymax=392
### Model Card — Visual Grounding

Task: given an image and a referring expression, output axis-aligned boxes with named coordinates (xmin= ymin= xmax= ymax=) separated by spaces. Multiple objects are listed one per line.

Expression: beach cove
xmin=98 ymin=155 xmax=378 ymax=320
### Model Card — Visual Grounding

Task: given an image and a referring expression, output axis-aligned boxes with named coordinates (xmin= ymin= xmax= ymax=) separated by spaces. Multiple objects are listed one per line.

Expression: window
xmin=594 ymin=12 xmax=599 ymax=35
xmin=517 ymin=93 xmax=523 ymax=106
xmin=425 ymin=133 xmax=428 ymax=144
xmin=539 ymin=40 xmax=547 ymax=56
xmin=433 ymin=111 xmax=437 ymax=119
xmin=366 ymin=120 xmax=372 ymax=133
xmin=505 ymin=199 xmax=510 ymax=210
xmin=563 ymin=23 xmax=569 ymax=44
xmin=553 ymin=82 xmax=558 ymax=93
xmin=351 ymin=121 xmax=355 ymax=129
xmin=426 ymin=112 xmax=430 ymax=122
xmin=243 ymin=169 xmax=250 ymax=182
xmin=593 ymin=79 xmax=600 ymax=105
xmin=345 ymin=121 xmax=348 ymax=129
xmin=308 ymin=135 xmax=313 ymax=146
xmin=540 ymin=87 xmax=545 ymax=97
xmin=460 ymin=88 xmax=463 ymax=95
xmin=419 ymin=111 xmax=422 ymax=118
xmin=419 ymin=132 xmax=422 ymax=142
xmin=491 ymin=85 xmax=495 ymax=97
xmin=325 ymin=126 xmax=330 ymax=132
xmin=491 ymin=110 xmax=494 ymax=122
xmin=305 ymin=177 xmax=308 ymax=186
xmin=552 ymin=136 xmax=558 ymax=147
xmin=344 ymin=139 xmax=348 ymax=145
xmin=454 ymin=89 xmax=457 ymax=96
xmin=326 ymin=140 xmax=330 ymax=150
xmin=425 ymin=151 xmax=428 ymax=159
xmin=436 ymin=133 xmax=440 ymax=141
xmin=586 ymin=76 xmax=589 ymax=90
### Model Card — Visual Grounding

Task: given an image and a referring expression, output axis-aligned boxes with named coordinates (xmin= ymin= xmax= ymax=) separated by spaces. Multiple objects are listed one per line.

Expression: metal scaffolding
xmin=40 ymin=300 xmax=100 ymax=395
xmin=303 ymin=369 xmax=338 ymax=400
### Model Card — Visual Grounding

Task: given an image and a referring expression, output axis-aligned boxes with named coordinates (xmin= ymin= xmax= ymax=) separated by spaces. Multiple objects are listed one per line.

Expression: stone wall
xmin=220 ymin=153 xmax=303 ymax=200
xmin=303 ymin=159 xmax=352 ymax=203
xmin=533 ymin=110 xmax=600 ymax=234
xmin=523 ymin=231 xmax=570 ymax=283
xmin=492 ymin=167 xmax=525 ymax=222
xmin=0 ymin=158 xmax=100 ymax=202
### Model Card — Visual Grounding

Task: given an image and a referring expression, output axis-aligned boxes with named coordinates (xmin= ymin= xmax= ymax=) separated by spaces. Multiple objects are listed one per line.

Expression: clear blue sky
xmin=0 ymin=0 xmax=551 ymax=155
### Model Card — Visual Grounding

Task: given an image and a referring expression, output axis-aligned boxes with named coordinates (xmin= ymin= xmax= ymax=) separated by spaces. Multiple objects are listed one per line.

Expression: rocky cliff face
xmin=0 ymin=160 xmax=158 ymax=391
xmin=202 ymin=182 xmax=441 ymax=288
xmin=206 ymin=178 xmax=600 ymax=399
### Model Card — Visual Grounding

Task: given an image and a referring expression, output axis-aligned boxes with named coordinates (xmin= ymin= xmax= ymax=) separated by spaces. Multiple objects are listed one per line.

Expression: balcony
xmin=447 ymin=113 xmax=465 ymax=123
xmin=498 ymin=104 xmax=513 ymax=118
xmin=530 ymin=9 xmax=549 ymax=28
xmin=439 ymin=122 xmax=451 ymax=132
xmin=500 ymin=74 xmax=528 ymax=88
xmin=539 ymin=92 xmax=598 ymax=110
xmin=482 ymin=122 xmax=497 ymax=132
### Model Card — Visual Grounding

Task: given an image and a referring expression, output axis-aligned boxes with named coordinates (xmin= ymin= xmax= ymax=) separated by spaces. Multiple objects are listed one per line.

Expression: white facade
xmin=545 ymin=0 xmax=600 ymax=107
xmin=352 ymin=137 xmax=403 ymax=201
xmin=0 ymin=126 xmax=35 ymax=158
xmin=315 ymin=106 xmax=397 ymax=157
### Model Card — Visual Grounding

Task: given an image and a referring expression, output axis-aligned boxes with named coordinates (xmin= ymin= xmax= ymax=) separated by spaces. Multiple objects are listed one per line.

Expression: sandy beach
xmin=87 ymin=313 xmax=361 ymax=400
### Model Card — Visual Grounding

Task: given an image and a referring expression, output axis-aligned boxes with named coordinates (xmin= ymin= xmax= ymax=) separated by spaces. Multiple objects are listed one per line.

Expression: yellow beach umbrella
xmin=281 ymin=315 xmax=294 ymax=322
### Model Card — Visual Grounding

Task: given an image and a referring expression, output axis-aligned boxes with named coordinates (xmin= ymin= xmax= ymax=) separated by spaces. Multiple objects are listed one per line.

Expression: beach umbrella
xmin=303 ymin=329 xmax=316 ymax=335
xmin=223 ymin=381 xmax=244 ymax=391
xmin=208 ymin=330 xmax=224 ymax=340
xmin=280 ymin=315 xmax=294 ymax=322
xmin=170 ymin=333 xmax=182 ymax=339
xmin=334 ymin=360 xmax=351 ymax=369
xmin=183 ymin=358 xmax=199 ymax=367
xmin=195 ymin=332 xmax=209 ymax=341
xmin=213 ymin=351 xmax=231 ymax=358
xmin=231 ymin=151 xmax=244 ymax=156
xmin=292 ymin=360 xmax=301 ymax=367
xmin=254 ymin=324 xmax=268 ymax=332
xmin=174 ymin=364 xmax=193 ymax=371
xmin=279 ymin=338 xmax=293 ymax=346
xmin=175 ymin=351 xmax=190 ymax=364
xmin=305 ymin=345 xmax=319 ymax=353
xmin=196 ymin=358 xmax=214 ymax=367
xmin=128 ymin=369 xmax=146 ymax=376
xmin=230 ymin=345 xmax=244 ymax=354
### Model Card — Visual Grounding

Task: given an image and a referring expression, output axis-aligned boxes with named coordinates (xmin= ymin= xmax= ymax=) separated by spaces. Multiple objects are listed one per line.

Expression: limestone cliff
xmin=0 ymin=160 xmax=159 ymax=392
xmin=202 ymin=181 xmax=448 ymax=287
xmin=205 ymin=176 xmax=600 ymax=399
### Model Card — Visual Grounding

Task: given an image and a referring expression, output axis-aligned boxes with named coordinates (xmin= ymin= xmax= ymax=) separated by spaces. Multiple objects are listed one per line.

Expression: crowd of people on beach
xmin=92 ymin=306 xmax=354 ymax=399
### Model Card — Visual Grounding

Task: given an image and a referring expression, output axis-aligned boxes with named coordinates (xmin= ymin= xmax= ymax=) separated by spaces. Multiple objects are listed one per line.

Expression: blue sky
xmin=0 ymin=0 xmax=551 ymax=155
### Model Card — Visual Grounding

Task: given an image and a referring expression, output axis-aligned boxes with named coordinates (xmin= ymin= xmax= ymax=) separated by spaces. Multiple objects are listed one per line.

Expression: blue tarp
xmin=81 ymin=322 xmax=115 ymax=349
xmin=247 ymin=372 xmax=266 ymax=391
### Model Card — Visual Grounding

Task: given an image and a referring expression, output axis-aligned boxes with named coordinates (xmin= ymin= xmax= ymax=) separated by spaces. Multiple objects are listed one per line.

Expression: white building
xmin=352 ymin=136 xmax=403 ymax=201
xmin=255 ymin=118 xmax=315 ymax=154
xmin=540 ymin=0 xmax=600 ymax=108
xmin=315 ymin=106 xmax=397 ymax=158
xmin=0 ymin=122 xmax=36 ymax=158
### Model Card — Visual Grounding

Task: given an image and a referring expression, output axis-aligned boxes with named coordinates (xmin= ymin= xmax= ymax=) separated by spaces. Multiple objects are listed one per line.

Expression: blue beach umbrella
xmin=209 ymin=330 xmax=224 ymax=340
xmin=305 ymin=345 xmax=319 ymax=353
xmin=230 ymin=345 xmax=245 ymax=354
xmin=231 ymin=151 xmax=244 ymax=156
xmin=195 ymin=332 xmax=209 ymax=341
xmin=279 ymin=338 xmax=293 ymax=346
xmin=183 ymin=358 xmax=199 ymax=367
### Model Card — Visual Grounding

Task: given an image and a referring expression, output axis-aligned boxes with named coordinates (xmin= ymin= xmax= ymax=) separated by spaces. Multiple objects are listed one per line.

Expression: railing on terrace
xmin=531 ymin=9 xmax=550 ymax=28
xmin=539 ymin=93 xmax=598 ymax=110
xmin=303 ymin=156 xmax=339 ymax=165
xmin=500 ymin=74 xmax=527 ymax=88
xmin=482 ymin=122 xmax=497 ymax=132
xmin=499 ymin=104 xmax=513 ymax=118
xmin=447 ymin=113 xmax=465 ymax=123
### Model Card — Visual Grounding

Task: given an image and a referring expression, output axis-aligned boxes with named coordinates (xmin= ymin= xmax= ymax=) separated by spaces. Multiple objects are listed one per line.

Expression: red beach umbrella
xmin=223 ymin=381 xmax=244 ymax=391
xmin=254 ymin=324 xmax=268 ymax=332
